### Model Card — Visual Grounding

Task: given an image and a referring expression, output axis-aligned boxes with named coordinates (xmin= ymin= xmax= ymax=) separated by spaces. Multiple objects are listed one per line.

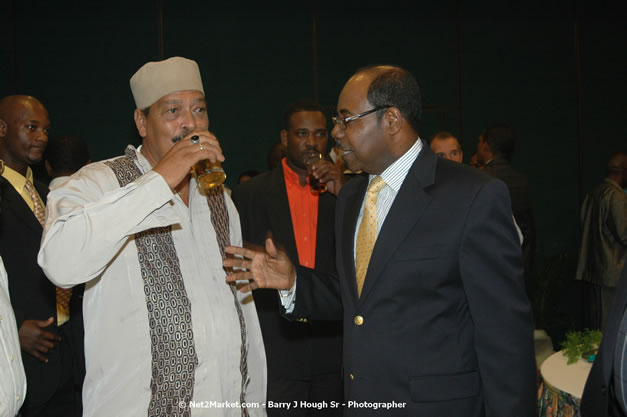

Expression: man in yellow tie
xmin=0 ymin=95 xmax=78 ymax=417
xmin=225 ymin=66 xmax=536 ymax=417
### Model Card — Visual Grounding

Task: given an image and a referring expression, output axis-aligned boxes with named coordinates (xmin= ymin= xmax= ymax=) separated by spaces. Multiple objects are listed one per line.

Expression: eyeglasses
xmin=332 ymin=106 xmax=390 ymax=130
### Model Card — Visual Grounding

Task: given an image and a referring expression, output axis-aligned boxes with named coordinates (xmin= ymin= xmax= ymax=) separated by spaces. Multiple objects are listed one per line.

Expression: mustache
xmin=171 ymin=128 xmax=192 ymax=143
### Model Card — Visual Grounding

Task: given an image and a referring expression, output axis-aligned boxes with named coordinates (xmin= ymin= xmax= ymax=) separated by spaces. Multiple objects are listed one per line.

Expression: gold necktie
xmin=23 ymin=180 xmax=72 ymax=325
xmin=355 ymin=176 xmax=386 ymax=297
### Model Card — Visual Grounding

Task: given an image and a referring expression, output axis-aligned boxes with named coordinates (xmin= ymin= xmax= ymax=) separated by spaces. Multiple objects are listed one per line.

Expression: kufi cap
xmin=130 ymin=57 xmax=204 ymax=109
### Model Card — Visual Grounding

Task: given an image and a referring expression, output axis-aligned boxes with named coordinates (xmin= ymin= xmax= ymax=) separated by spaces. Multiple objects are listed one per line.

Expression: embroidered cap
xmin=130 ymin=56 xmax=204 ymax=109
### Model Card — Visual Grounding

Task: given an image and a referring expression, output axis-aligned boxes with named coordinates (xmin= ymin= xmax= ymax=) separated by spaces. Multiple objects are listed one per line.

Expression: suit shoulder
xmin=435 ymin=159 xmax=495 ymax=187
xmin=231 ymin=170 xmax=277 ymax=207
xmin=429 ymin=160 xmax=512 ymax=206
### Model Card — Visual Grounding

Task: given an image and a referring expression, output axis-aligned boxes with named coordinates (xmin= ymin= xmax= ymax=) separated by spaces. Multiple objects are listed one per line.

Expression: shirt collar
xmin=369 ymin=138 xmax=422 ymax=193
xmin=1 ymin=164 xmax=34 ymax=192
xmin=282 ymin=157 xmax=307 ymax=189
xmin=132 ymin=145 xmax=152 ymax=173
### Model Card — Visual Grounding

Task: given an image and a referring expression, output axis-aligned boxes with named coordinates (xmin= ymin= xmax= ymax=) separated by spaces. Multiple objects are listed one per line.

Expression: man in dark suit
xmin=232 ymin=101 xmax=344 ymax=415
xmin=225 ymin=65 xmax=536 ymax=416
xmin=0 ymin=95 xmax=76 ymax=417
xmin=581 ymin=264 xmax=627 ymax=417
xmin=476 ymin=124 xmax=536 ymax=302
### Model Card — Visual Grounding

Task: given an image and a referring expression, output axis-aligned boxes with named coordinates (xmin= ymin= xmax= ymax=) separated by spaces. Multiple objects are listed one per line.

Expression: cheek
xmin=315 ymin=138 xmax=328 ymax=152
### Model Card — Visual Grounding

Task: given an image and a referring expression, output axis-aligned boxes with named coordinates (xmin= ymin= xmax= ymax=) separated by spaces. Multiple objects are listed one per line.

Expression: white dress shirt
xmin=353 ymin=138 xmax=423 ymax=256
xmin=38 ymin=146 xmax=267 ymax=417
xmin=0 ymin=256 xmax=26 ymax=417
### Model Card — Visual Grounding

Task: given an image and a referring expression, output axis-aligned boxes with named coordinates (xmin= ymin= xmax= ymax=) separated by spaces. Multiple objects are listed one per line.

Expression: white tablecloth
xmin=540 ymin=350 xmax=593 ymax=399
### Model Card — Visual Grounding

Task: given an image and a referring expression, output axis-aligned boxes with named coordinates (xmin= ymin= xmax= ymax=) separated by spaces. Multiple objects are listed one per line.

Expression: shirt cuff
xmin=278 ymin=280 xmax=297 ymax=314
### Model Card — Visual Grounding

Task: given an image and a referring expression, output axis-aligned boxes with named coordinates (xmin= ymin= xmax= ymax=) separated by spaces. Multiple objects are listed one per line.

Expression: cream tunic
xmin=38 ymin=146 xmax=266 ymax=417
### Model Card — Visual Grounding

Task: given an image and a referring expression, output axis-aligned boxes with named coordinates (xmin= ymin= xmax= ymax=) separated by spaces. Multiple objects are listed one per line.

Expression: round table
xmin=538 ymin=350 xmax=593 ymax=417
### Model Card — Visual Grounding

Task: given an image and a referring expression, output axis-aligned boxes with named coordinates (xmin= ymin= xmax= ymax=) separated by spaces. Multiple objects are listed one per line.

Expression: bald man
xmin=429 ymin=131 xmax=463 ymax=163
xmin=0 ymin=95 xmax=77 ymax=416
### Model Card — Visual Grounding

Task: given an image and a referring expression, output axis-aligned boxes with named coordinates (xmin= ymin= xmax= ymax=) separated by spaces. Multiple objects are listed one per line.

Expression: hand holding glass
xmin=191 ymin=135 xmax=226 ymax=190
xmin=305 ymin=153 xmax=327 ymax=195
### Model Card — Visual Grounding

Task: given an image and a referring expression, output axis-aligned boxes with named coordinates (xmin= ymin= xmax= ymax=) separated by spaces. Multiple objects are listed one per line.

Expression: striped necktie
xmin=355 ymin=176 xmax=386 ymax=297
xmin=23 ymin=180 xmax=72 ymax=325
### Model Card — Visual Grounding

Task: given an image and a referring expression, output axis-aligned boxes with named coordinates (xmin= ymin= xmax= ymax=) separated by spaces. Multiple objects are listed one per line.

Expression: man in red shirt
xmin=232 ymin=101 xmax=346 ymax=416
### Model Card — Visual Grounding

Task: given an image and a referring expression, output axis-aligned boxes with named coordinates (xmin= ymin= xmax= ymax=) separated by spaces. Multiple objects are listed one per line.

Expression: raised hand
xmin=224 ymin=237 xmax=296 ymax=293
xmin=152 ymin=131 xmax=225 ymax=190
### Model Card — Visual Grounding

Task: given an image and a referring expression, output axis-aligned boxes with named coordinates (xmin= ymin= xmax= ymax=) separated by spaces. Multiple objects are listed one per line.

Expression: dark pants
xmin=583 ymin=281 xmax=616 ymax=332
xmin=267 ymin=372 xmax=343 ymax=417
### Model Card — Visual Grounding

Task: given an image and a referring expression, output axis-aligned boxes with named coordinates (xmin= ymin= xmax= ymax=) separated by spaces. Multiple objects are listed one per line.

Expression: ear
xmin=280 ymin=129 xmax=288 ymax=148
xmin=383 ymin=107 xmax=403 ymax=135
xmin=0 ymin=118 xmax=7 ymax=138
xmin=134 ymin=109 xmax=147 ymax=138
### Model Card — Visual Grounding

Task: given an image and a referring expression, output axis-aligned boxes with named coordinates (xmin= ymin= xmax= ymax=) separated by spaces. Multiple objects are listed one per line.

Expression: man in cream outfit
xmin=0 ymin=254 xmax=27 ymax=417
xmin=38 ymin=57 xmax=266 ymax=417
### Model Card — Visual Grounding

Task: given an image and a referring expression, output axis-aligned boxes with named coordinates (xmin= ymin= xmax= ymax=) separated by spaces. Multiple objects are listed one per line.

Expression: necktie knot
xmin=367 ymin=175 xmax=386 ymax=196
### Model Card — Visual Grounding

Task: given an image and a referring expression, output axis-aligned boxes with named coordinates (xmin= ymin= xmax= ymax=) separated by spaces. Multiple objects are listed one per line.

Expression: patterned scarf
xmin=105 ymin=147 xmax=249 ymax=416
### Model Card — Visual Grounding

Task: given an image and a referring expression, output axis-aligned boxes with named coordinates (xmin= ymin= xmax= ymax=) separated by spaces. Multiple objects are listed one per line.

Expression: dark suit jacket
xmin=286 ymin=144 xmax=537 ymax=416
xmin=581 ymin=264 xmax=627 ymax=417
xmin=483 ymin=157 xmax=536 ymax=298
xmin=232 ymin=165 xmax=342 ymax=380
xmin=0 ymin=176 xmax=75 ymax=407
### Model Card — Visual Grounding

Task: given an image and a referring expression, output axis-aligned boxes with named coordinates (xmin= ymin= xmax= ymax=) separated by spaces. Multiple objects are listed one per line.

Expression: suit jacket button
xmin=354 ymin=315 xmax=364 ymax=325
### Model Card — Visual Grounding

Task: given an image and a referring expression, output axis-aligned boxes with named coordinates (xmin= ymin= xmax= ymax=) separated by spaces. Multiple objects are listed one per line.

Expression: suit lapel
xmin=315 ymin=192 xmax=335 ymax=271
xmin=267 ymin=167 xmax=300 ymax=263
xmin=358 ymin=143 xmax=438 ymax=303
xmin=0 ymin=177 xmax=43 ymax=233
xmin=34 ymin=179 xmax=49 ymax=205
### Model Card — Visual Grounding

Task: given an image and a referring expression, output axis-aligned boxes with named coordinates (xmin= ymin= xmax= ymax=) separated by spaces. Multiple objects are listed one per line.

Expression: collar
xmin=1 ymin=164 xmax=34 ymax=192
xmin=282 ymin=158 xmax=307 ymax=189
xmin=133 ymin=144 xmax=152 ymax=173
xmin=368 ymin=138 xmax=423 ymax=192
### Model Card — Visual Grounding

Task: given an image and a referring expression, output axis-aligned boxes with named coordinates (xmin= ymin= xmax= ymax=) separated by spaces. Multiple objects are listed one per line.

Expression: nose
xmin=331 ymin=124 xmax=344 ymax=142
xmin=181 ymin=109 xmax=198 ymax=131
xmin=305 ymin=133 xmax=317 ymax=147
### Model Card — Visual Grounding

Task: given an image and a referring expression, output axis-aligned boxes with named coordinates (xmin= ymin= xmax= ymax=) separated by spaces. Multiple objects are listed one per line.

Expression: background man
xmin=38 ymin=57 xmax=266 ymax=417
xmin=45 ymin=134 xmax=91 ymax=188
xmin=0 ymin=95 xmax=77 ymax=417
xmin=429 ymin=131 xmax=463 ymax=162
xmin=477 ymin=124 xmax=536 ymax=301
xmin=43 ymin=133 xmax=91 ymax=414
xmin=232 ymin=101 xmax=343 ymax=416
xmin=576 ymin=151 xmax=627 ymax=330
xmin=469 ymin=153 xmax=484 ymax=169
xmin=225 ymin=65 xmax=536 ymax=417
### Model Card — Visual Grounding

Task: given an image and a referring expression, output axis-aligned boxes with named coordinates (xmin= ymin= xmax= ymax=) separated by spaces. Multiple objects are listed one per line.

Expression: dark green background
xmin=2 ymin=0 xmax=625 ymax=335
